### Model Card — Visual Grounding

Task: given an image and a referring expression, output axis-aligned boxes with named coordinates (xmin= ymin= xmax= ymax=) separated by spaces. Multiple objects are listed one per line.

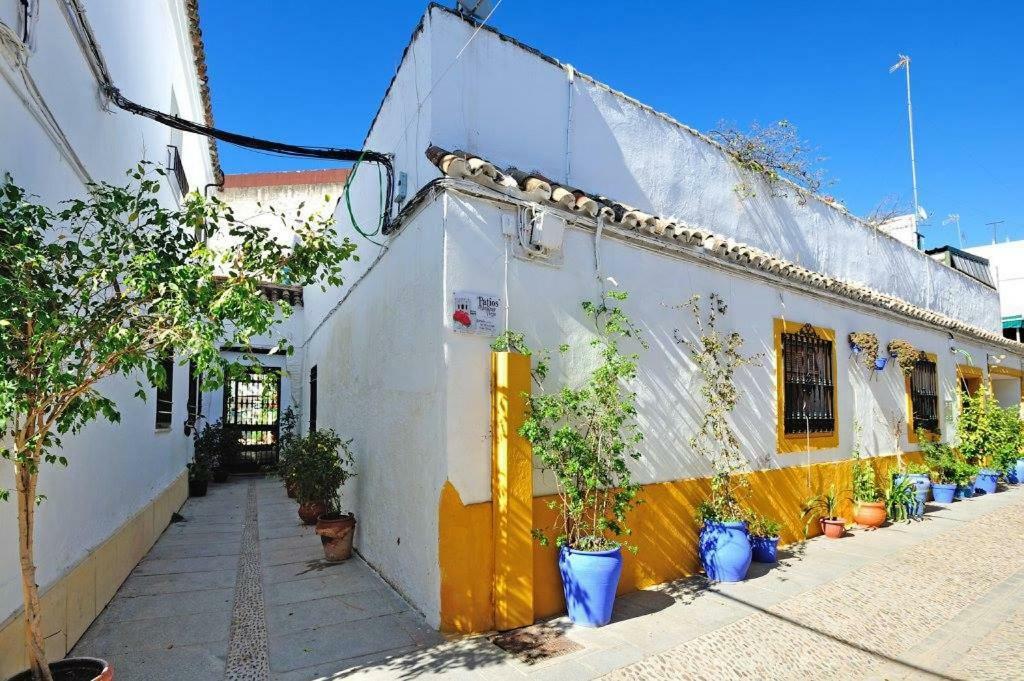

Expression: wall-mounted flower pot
xmin=298 ymin=500 xmax=328 ymax=525
xmin=873 ymin=357 xmax=888 ymax=370
xmin=188 ymin=479 xmax=208 ymax=497
xmin=750 ymin=535 xmax=779 ymax=563
xmin=699 ymin=521 xmax=752 ymax=581
xmin=8 ymin=657 xmax=112 ymax=681
xmin=820 ymin=518 xmax=846 ymax=539
xmin=853 ymin=502 xmax=887 ymax=528
xmin=931 ymin=483 xmax=957 ymax=503
xmin=974 ymin=469 xmax=999 ymax=495
xmin=955 ymin=482 xmax=975 ymax=500
xmin=315 ymin=512 xmax=356 ymax=562
xmin=894 ymin=473 xmax=930 ymax=517
xmin=558 ymin=544 xmax=622 ymax=627
xmin=851 ymin=344 xmax=863 ymax=354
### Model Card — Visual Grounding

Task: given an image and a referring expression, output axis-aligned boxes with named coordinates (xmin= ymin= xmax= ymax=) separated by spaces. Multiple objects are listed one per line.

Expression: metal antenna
xmin=986 ymin=220 xmax=1005 ymax=244
xmin=943 ymin=213 xmax=963 ymax=248
xmin=890 ymin=54 xmax=922 ymax=243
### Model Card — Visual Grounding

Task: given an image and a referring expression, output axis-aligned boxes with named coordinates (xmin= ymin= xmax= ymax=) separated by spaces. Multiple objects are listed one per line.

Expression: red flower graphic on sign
xmin=453 ymin=309 xmax=472 ymax=327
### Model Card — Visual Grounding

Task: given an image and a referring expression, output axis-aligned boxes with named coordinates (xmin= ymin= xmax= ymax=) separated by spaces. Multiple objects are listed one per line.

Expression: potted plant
xmin=310 ymin=431 xmax=358 ymax=561
xmin=894 ymin=460 xmax=932 ymax=517
xmin=887 ymin=339 xmax=921 ymax=376
xmin=919 ymin=437 xmax=974 ymax=503
xmin=675 ymin=293 xmax=761 ymax=582
xmin=277 ymin=407 xmax=301 ymax=498
xmin=0 ymin=170 xmax=350 ymax=681
xmin=848 ymin=332 xmax=880 ymax=370
xmin=883 ymin=476 xmax=918 ymax=523
xmin=802 ymin=484 xmax=848 ymax=538
xmin=851 ymin=456 xmax=886 ymax=528
xmin=518 ymin=292 xmax=645 ymax=627
xmin=749 ymin=514 xmax=782 ymax=563
xmin=290 ymin=429 xmax=354 ymax=527
xmin=193 ymin=418 xmax=236 ymax=483
xmin=187 ymin=456 xmax=212 ymax=497
xmin=957 ymin=384 xmax=1003 ymax=495
xmin=988 ymin=404 xmax=1023 ymax=486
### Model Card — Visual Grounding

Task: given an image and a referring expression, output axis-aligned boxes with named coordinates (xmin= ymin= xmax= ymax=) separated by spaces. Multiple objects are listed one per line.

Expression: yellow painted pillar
xmin=491 ymin=351 xmax=534 ymax=630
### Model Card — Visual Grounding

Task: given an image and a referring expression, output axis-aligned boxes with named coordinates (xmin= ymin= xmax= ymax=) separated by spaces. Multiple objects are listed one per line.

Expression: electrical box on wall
xmin=511 ymin=207 xmax=566 ymax=267
xmin=530 ymin=211 xmax=565 ymax=251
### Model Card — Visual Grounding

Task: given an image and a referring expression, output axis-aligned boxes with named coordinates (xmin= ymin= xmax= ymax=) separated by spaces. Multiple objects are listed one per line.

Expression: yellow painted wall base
xmin=439 ymin=453 xmax=921 ymax=631
xmin=0 ymin=472 xmax=188 ymax=678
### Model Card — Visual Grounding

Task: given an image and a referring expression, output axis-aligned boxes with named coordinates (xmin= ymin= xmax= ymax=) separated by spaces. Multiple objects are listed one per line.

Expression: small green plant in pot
xmin=187 ymin=456 xmax=212 ymax=497
xmin=518 ymin=291 xmax=645 ymax=627
xmin=883 ymin=476 xmax=918 ymax=523
xmin=748 ymin=514 xmax=782 ymax=563
xmin=193 ymin=418 xmax=237 ymax=483
xmin=802 ymin=484 xmax=848 ymax=538
xmin=277 ymin=407 xmax=301 ymax=498
xmin=919 ymin=435 xmax=974 ymax=503
xmin=851 ymin=457 xmax=886 ymax=528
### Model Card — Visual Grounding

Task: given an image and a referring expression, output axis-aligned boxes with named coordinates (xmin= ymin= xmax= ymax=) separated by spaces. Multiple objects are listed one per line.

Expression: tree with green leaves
xmin=517 ymin=291 xmax=646 ymax=552
xmin=1 ymin=165 xmax=354 ymax=680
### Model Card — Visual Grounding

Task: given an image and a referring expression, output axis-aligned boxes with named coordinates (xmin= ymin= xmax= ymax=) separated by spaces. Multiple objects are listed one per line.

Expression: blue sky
xmin=199 ymin=1 xmax=1024 ymax=249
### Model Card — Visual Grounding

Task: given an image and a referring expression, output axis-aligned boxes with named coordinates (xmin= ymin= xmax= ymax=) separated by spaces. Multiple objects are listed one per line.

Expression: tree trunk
xmin=16 ymin=463 xmax=54 ymax=681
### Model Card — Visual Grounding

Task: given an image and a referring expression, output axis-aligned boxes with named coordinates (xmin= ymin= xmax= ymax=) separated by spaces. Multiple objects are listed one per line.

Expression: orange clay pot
xmin=297 ymin=500 xmax=327 ymax=525
xmin=853 ymin=502 xmax=887 ymax=528
xmin=820 ymin=518 xmax=846 ymax=539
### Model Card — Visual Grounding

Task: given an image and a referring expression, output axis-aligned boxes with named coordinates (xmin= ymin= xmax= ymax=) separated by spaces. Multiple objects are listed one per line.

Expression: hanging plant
xmin=847 ymin=332 xmax=879 ymax=370
xmin=887 ymin=339 xmax=921 ymax=376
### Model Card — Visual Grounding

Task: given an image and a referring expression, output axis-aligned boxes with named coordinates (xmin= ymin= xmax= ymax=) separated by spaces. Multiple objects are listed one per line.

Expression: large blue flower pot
xmin=558 ymin=545 xmax=622 ymax=627
xmin=975 ymin=469 xmax=999 ymax=494
xmin=931 ymin=482 xmax=957 ymax=504
xmin=750 ymin=535 xmax=779 ymax=563
xmin=1007 ymin=468 xmax=1019 ymax=485
xmin=1015 ymin=459 xmax=1024 ymax=485
xmin=956 ymin=481 xmax=975 ymax=500
xmin=699 ymin=521 xmax=752 ymax=582
xmin=894 ymin=473 xmax=930 ymax=517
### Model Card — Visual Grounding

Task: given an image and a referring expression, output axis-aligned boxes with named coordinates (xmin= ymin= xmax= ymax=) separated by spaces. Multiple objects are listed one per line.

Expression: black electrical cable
xmin=103 ymin=84 xmax=396 ymax=233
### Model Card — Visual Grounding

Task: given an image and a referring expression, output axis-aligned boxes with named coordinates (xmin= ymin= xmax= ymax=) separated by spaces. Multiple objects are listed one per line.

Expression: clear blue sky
xmin=199 ymin=1 xmax=1023 ymax=249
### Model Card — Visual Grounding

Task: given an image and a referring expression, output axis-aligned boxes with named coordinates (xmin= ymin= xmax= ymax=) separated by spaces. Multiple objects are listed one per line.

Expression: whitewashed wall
xmin=439 ymin=190 xmax=1016 ymax=503
xmin=967 ymin=240 xmax=1024 ymax=320
xmin=363 ymin=6 xmax=999 ymax=333
xmin=0 ymin=0 xmax=214 ymax=624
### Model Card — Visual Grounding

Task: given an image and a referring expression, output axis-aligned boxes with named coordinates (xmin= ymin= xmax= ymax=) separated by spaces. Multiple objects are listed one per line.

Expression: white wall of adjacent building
xmin=966 ymin=240 xmax=1024 ymax=321
xmin=0 ymin=0 xmax=215 ymax=628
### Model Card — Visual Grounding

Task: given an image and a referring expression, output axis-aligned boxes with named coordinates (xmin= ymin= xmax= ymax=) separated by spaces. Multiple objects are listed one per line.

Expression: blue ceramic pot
xmin=558 ymin=544 xmax=622 ymax=627
xmin=750 ymin=535 xmax=779 ymax=563
xmin=1016 ymin=459 xmax=1024 ymax=485
xmin=874 ymin=357 xmax=888 ymax=370
xmin=1007 ymin=468 xmax=1019 ymax=485
xmin=956 ymin=481 xmax=975 ymax=499
xmin=894 ymin=473 xmax=930 ymax=517
xmin=975 ymin=469 xmax=999 ymax=494
xmin=699 ymin=521 xmax=752 ymax=582
xmin=931 ymin=482 xmax=957 ymax=504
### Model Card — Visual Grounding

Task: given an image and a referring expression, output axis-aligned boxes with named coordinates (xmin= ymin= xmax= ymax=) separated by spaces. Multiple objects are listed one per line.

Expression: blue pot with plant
xmin=699 ymin=521 xmax=752 ymax=581
xmin=1015 ymin=458 xmax=1024 ymax=485
xmin=894 ymin=467 xmax=930 ymax=517
xmin=558 ymin=545 xmax=622 ymax=627
xmin=931 ymin=483 xmax=957 ymax=503
xmin=975 ymin=468 xmax=999 ymax=494
xmin=956 ymin=481 xmax=976 ymax=500
xmin=748 ymin=514 xmax=781 ymax=563
xmin=874 ymin=357 xmax=888 ymax=370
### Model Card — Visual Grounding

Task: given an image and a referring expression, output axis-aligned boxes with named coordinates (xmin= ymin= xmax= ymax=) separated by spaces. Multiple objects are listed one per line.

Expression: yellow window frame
xmin=774 ymin=319 xmax=839 ymax=453
xmin=906 ymin=351 xmax=940 ymax=444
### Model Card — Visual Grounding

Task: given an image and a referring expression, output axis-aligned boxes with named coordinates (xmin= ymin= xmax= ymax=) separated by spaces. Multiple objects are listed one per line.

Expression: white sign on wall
xmin=451 ymin=291 xmax=501 ymax=336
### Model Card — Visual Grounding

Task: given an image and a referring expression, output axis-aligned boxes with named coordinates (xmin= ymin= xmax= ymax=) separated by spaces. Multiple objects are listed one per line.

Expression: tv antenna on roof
xmin=986 ymin=219 xmax=1005 ymax=244
xmin=943 ymin=214 xmax=963 ymax=248
xmin=456 ymin=0 xmax=495 ymax=20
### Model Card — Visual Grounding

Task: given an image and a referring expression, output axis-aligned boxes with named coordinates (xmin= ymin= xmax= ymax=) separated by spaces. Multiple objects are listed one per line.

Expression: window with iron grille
xmin=781 ymin=324 xmax=835 ymax=435
xmin=167 ymin=145 xmax=188 ymax=197
xmin=910 ymin=357 xmax=939 ymax=433
xmin=309 ymin=366 xmax=318 ymax=432
xmin=154 ymin=354 xmax=174 ymax=430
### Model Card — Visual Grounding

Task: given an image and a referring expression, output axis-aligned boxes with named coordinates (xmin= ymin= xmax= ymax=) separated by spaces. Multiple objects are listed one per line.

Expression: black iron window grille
xmin=910 ymin=357 xmax=939 ymax=433
xmin=782 ymin=324 xmax=835 ymax=435
xmin=154 ymin=354 xmax=174 ymax=430
xmin=167 ymin=145 xmax=188 ymax=197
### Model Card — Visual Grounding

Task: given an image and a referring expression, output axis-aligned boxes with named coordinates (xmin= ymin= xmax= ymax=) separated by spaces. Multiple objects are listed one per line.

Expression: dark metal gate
xmin=223 ymin=368 xmax=281 ymax=472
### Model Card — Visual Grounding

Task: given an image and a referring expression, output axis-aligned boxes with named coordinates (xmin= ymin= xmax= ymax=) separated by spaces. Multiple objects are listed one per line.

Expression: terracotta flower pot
xmin=298 ymin=500 xmax=327 ymax=525
xmin=285 ymin=481 xmax=298 ymax=499
xmin=820 ymin=518 xmax=846 ymax=539
xmin=853 ymin=502 xmax=887 ymax=528
xmin=8 ymin=657 xmax=112 ymax=681
xmin=315 ymin=512 xmax=357 ymax=562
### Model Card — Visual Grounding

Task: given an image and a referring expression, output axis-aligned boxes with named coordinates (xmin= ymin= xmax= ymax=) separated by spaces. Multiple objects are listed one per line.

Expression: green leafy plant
xmin=519 ymin=291 xmax=645 ymax=552
xmin=277 ymin=406 xmax=301 ymax=485
xmin=0 ymin=166 xmax=353 ymax=679
xmin=883 ymin=477 xmax=918 ymax=524
xmin=918 ymin=432 xmax=976 ymax=486
xmin=801 ymin=484 xmax=847 ymax=537
xmin=848 ymin=332 xmax=880 ymax=371
xmin=290 ymin=429 xmax=357 ymax=512
xmin=186 ymin=456 xmax=212 ymax=483
xmin=851 ymin=457 xmax=882 ymax=503
xmin=193 ymin=418 xmax=238 ymax=474
xmin=903 ymin=461 xmax=930 ymax=475
xmin=887 ymin=339 xmax=921 ymax=376
xmin=674 ymin=293 xmax=762 ymax=527
xmin=956 ymin=382 xmax=1010 ymax=469
xmin=748 ymin=514 xmax=781 ymax=539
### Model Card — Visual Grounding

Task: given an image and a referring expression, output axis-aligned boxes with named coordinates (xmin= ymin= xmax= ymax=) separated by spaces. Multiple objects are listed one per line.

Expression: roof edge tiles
xmin=222 ymin=169 xmax=351 ymax=189
xmin=425 ymin=145 xmax=1020 ymax=354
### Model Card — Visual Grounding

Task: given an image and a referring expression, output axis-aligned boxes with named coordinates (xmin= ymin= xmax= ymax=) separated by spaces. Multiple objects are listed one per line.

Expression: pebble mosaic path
xmin=224 ymin=480 xmax=270 ymax=680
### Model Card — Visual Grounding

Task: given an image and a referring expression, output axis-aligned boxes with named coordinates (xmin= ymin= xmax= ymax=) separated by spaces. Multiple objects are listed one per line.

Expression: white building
xmin=0 ymin=1 xmax=217 ymax=672
xmin=966 ymin=240 xmax=1024 ymax=344
xmin=299 ymin=5 xmax=1024 ymax=633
